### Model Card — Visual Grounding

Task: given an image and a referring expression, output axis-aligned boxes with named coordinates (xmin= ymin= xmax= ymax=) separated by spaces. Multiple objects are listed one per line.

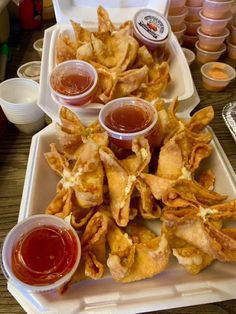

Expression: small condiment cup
xmin=203 ymin=0 xmax=234 ymax=19
xmin=182 ymin=34 xmax=199 ymax=47
xmin=169 ymin=0 xmax=187 ymax=8
xmin=17 ymin=61 xmax=41 ymax=83
xmin=33 ymin=38 xmax=44 ymax=58
xmin=174 ymin=23 xmax=187 ymax=41
xmin=49 ymin=60 xmax=98 ymax=107
xmin=229 ymin=22 xmax=236 ymax=44
xmin=1 ymin=214 xmax=81 ymax=293
xmin=168 ymin=7 xmax=189 ymax=27
xmin=197 ymin=27 xmax=230 ymax=51
xmin=182 ymin=47 xmax=196 ymax=65
xmin=201 ymin=61 xmax=236 ymax=91
xmin=184 ymin=20 xmax=201 ymax=35
xmin=226 ymin=37 xmax=236 ymax=59
xmin=185 ymin=5 xmax=202 ymax=22
xmin=199 ymin=9 xmax=232 ymax=35
xmin=195 ymin=41 xmax=226 ymax=63
xmin=186 ymin=0 xmax=202 ymax=6
xmin=133 ymin=9 xmax=171 ymax=51
xmin=99 ymin=97 xmax=157 ymax=149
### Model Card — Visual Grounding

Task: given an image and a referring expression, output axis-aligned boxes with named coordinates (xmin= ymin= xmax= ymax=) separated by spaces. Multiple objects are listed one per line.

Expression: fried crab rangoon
xmin=44 ymin=101 xmax=236 ymax=292
xmin=55 ymin=6 xmax=170 ymax=104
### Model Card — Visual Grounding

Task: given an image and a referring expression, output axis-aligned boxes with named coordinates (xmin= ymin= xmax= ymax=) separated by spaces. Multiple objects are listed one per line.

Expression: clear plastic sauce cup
xmin=203 ymin=0 xmax=234 ymax=19
xmin=49 ymin=60 xmax=98 ymax=107
xmin=199 ymin=9 xmax=232 ymax=35
xmin=99 ymin=97 xmax=158 ymax=149
xmin=201 ymin=61 xmax=236 ymax=91
xmin=1 ymin=214 xmax=81 ymax=293
xmin=195 ymin=40 xmax=226 ymax=63
xmin=197 ymin=27 xmax=230 ymax=51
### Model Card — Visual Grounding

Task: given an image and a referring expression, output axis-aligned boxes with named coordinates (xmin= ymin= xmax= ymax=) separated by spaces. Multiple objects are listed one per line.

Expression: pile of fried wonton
xmin=55 ymin=6 xmax=170 ymax=104
xmin=44 ymin=100 xmax=236 ymax=293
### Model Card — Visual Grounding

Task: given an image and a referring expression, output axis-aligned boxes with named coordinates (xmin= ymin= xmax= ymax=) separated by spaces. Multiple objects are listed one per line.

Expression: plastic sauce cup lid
xmin=133 ymin=9 xmax=170 ymax=44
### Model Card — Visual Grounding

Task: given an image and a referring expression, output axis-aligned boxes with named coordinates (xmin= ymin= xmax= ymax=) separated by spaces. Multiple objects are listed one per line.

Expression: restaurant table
xmin=0 ymin=25 xmax=236 ymax=314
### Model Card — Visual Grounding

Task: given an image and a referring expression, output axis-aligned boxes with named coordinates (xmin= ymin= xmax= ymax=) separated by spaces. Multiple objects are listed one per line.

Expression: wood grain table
xmin=0 ymin=26 xmax=236 ymax=314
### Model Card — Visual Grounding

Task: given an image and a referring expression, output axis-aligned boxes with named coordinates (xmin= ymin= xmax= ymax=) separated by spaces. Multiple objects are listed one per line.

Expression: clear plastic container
xmin=226 ymin=37 xmax=236 ymax=59
xmin=203 ymin=0 xmax=234 ymax=19
xmin=229 ymin=22 xmax=236 ymax=44
xmin=173 ymin=23 xmax=187 ymax=40
xmin=1 ymin=214 xmax=81 ymax=293
xmin=99 ymin=97 xmax=157 ymax=149
xmin=182 ymin=33 xmax=198 ymax=47
xmin=197 ymin=27 xmax=230 ymax=51
xmin=195 ymin=40 xmax=226 ymax=63
xmin=168 ymin=7 xmax=188 ymax=27
xmin=201 ymin=61 xmax=236 ymax=91
xmin=49 ymin=60 xmax=98 ymax=107
xmin=182 ymin=47 xmax=196 ymax=65
xmin=185 ymin=19 xmax=201 ymax=35
xmin=185 ymin=5 xmax=202 ymax=22
xmin=169 ymin=0 xmax=187 ymax=8
xmin=33 ymin=38 xmax=43 ymax=58
xmin=17 ymin=61 xmax=41 ymax=83
xmin=199 ymin=9 xmax=232 ymax=35
xmin=133 ymin=9 xmax=171 ymax=51
xmin=186 ymin=0 xmax=203 ymax=7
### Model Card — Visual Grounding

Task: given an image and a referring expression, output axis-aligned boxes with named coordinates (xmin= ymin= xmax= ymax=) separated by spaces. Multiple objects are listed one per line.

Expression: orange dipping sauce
xmin=12 ymin=225 xmax=78 ymax=286
xmin=206 ymin=67 xmax=229 ymax=80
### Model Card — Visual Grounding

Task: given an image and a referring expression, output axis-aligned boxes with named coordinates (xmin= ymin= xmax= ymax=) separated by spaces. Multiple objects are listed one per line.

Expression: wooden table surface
xmin=0 ymin=25 xmax=236 ymax=314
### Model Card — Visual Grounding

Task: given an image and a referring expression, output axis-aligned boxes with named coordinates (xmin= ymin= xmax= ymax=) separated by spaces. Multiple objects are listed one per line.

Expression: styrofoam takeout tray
xmin=38 ymin=0 xmax=195 ymax=123
xmin=7 ymin=122 xmax=236 ymax=314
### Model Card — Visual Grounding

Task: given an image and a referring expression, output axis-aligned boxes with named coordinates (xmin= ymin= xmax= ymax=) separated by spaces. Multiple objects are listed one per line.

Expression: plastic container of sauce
xmin=133 ymin=9 xmax=171 ymax=51
xmin=201 ymin=61 xmax=236 ymax=91
xmin=182 ymin=47 xmax=196 ymax=65
xmin=33 ymin=38 xmax=44 ymax=58
xmin=182 ymin=34 xmax=199 ymax=47
xmin=229 ymin=22 xmax=236 ymax=45
xmin=195 ymin=40 xmax=226 ymax=63
xmin=186 ymin=0 xmax=203 ymax=7
xmin=168 ymin=7 xmax=189 ymax=27
xmin=99 ymin=97 xmax=157 ymax=149
xmin=49 ymin=60 xmax=98 ymax=107
xmin=203 ymin=0 xmax=234 ymax=19
xmin=184 ymin=20 xmax=201 ymax=35
xmin=185 ymin=5 xmax=202 ymax=22
xmin=199 ymin=9 xmax=232 ymax=35
xmin=1 ymin=214 xmax=81 ymax=292
xmin=197 ymin=27 xmax=230 ymax=51
xmin=226 ymin=37 xmax=236 ymax=59
xmin=17 ymin=61 xmax=41 ymax=83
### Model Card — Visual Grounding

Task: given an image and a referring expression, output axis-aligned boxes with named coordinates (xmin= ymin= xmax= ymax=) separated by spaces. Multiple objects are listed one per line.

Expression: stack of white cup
xmin=0 ymin=78 xmax=45 ymax=134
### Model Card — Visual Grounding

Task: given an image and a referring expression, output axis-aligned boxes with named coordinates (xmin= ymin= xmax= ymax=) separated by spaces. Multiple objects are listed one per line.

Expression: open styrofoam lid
xmin=52 ymin=0 xmax=170 ymax=24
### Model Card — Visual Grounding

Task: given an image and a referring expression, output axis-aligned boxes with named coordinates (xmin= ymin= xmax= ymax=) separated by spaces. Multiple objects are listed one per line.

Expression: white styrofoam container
xmin=38 ymin=0 xmax=195 ymax=123
xmin=7 ymin=123 xmax=236 ymax=314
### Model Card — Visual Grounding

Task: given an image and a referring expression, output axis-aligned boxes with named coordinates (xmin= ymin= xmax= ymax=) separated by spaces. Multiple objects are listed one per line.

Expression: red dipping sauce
xmin=105 ymin=104 xmax=152 ymax=133
xmin=99 ymin=97 xmax=158 ymax=150
xmin=56 ymin=72 xmax=92 ymax=96
xmin=12 ymin=225 xmax=78 ymax=286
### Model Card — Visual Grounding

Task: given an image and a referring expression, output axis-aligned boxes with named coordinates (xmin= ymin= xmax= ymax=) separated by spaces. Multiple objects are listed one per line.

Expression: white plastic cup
xmin=1 ymin=214 xmax=81 ymax=293
xmin=0 ymin=78 xmax=45 ymax=127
